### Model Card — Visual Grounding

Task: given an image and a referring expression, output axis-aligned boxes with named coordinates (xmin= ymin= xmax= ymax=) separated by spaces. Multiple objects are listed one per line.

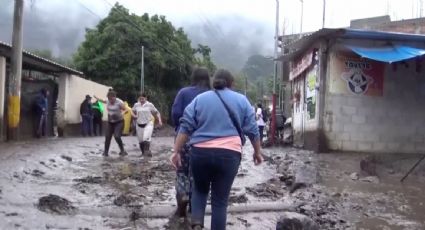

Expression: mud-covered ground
xmin=0 ymin=130 xmax=425 ymax=229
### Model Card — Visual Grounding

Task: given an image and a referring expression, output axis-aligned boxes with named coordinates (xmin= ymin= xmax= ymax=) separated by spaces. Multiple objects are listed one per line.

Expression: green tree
xmin=242 ymin=54 xmax=274 ymax=82
xmin=73 ymin=3 xmax=215 ymax=121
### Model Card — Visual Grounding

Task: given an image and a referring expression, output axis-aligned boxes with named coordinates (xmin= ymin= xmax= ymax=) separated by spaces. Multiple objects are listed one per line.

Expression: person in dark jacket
xmin=171 ymin=67 xmax=211 ymax=218
xmin=80 ymin=95 xmax=93 ymax=136
xmin=35 ymin=88 xmax=49 ymax=138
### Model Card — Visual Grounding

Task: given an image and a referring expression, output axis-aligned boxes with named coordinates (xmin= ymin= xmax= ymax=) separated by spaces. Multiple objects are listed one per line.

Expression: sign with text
xmin=290 ymin=51 xmax=314 ymax=81
xmin=330 ymin=52 xmax=384 ymax=96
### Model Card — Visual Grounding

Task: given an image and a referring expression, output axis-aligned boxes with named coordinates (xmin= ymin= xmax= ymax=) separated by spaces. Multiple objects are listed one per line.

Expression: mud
xmin=0 ymin=133 xmax=425 ymax=229
xmin=37 ymin=194 xmax=76 ymax=215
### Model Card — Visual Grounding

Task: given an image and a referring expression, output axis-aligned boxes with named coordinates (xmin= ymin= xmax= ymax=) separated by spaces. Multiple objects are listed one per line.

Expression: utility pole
xmin=7 ymin=0 xmax=24 ymax=140
xmin=322 ymin=0 xmax=326 ymax=28
xmin=141 ymin=45 xmax=144 ymax=93
xmin=271 ymin=0 xmax=280 ymax=145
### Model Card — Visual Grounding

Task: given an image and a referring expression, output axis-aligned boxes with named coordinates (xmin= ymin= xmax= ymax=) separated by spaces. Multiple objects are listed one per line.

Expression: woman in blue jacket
xmin=170 ymin=69 xmax=263 ymax=230
xmin=171 ymin=67 xmax=211 ymax=218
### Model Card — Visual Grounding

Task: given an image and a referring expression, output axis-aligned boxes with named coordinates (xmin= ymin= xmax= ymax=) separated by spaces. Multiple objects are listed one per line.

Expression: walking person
xmin=94 ymin=90 xmax=129 ymax=157
xmin=131 ymin=92 xmax=162 ymax=157
xmin=171 ymin=67 xmax=211 ymax=218
xmin=256 ymin=103 xmax=266 ymax=145
xmin=92 ymin=99 xmax=104 ymax=136
xmin=170 ymin=69 xmax=263 ymax=230
xmin=80 ymin=95 xmax=93 ymax=136
xmin=35 ymin=88 xmax=49 ymax=138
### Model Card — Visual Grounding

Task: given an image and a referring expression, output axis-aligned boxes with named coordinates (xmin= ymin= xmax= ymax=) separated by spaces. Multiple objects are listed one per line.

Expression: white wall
xmin=57 ymin=75 xmax=110 ymax=125
xmin=324 ymin=42 xmax=425 ymax=153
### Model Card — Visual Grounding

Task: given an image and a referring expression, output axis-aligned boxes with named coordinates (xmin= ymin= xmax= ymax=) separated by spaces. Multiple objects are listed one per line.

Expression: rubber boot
xmin=144 ymin=141 xmax=152 ymax=157
xmin=139 ymin=142 xmax=145 ymax=155
xmin=176 ymin=193 xmax=188 ymax=217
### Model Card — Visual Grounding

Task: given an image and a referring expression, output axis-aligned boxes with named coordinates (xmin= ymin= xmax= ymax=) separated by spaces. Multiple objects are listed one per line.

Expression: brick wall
xmin=324 ymin=45 xmax=425 ymax=153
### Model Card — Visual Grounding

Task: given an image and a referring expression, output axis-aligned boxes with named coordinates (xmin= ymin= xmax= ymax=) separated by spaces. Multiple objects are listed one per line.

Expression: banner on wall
xmin=330 ymin=52 xmax=384 ymax=96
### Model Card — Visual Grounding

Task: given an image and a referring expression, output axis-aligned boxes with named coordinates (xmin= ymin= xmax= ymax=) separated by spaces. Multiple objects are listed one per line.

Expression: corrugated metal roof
xmin=0 ymin=40 xmax=83 ymax=75
xmin=277 ymin=28 xmax=425 ymax=62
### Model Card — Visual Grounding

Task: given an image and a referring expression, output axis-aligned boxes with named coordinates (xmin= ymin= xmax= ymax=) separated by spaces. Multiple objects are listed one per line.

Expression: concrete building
xmin=0 ymin=41 xmax=109 ymax=140
xmin=278 ymin=28 xmax=425 ymax=154
xmin=350 ymin=15 xmax=425 ymax=34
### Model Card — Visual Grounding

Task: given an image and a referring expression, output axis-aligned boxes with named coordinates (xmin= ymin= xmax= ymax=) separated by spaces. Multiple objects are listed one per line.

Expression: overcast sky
xmin=77 ymin=0 xmax=423 ymax=33
xmin=1 ymin=0 xmax=423 ymax=70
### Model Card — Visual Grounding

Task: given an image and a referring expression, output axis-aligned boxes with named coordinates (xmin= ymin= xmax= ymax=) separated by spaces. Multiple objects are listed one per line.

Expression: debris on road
xmin=37 ymin=194 xmax=76 ymax=215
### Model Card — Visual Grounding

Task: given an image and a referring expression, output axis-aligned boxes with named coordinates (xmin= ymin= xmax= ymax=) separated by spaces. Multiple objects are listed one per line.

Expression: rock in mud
xmin=113 ymin=194 xmax=136 ymax=206
xmin=276 ymin=212 xmax=319 ymax=230
xmin=5 ymin=212 xmax=18 ymax=216
xmin=37 ymin=194 xmax=76 ymax=215
xmin=129 ymin=210 xmax=141 ymax=221
xmin=61 ymin=155 xmax=72 ymax=162
xmin=360 ymin=176 xmax=380 ymax=183
xmin=279 ymin=173 xmax=294 ymax=186
xmin=228 ymin=194 xmax=248 ymax=204
xmin=31 ymin=169 xmax=45 ymax=177
xmin=350 ymin=172 xmax=359 ymax=180
xmin=73 ymin=176 xmax=103 ymax=184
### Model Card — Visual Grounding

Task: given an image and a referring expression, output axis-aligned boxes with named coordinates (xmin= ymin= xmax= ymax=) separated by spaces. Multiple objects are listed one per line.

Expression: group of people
xmin=93 ymin=67 xmax=263 ymax=230
xmin=170 ymin=67 xmax=263 ymax=230
xmin=80 ymin=95 xmax=104 ymax=136
xmin=93 ymin=90 xmax=162 ymax=157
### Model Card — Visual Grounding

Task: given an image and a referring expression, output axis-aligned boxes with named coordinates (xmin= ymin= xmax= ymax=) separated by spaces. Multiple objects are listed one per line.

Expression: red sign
xmin=290 ymin=51 xmax=313 ymax=81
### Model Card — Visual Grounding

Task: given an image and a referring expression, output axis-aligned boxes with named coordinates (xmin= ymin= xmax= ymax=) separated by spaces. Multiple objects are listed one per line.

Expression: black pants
xmin=104 ymin=120 xmax=124 ymax=154
xmin=93 ymin=115 xmax=103 ymax=136
xmin=258 ymin=125 xmax=265 ymax=142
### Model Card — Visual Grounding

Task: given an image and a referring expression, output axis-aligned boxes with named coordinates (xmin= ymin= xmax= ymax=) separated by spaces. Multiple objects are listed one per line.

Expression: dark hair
xmin=138 ymin=92 xmax=148 ymax=99
xmin=213 ymin=69 xmax=234 ymax=90
xmin=191 ymin=67 xmax=211 ymax=89
xmin=107 ymin=90 xmax=117 ymax=97
xmin=41 ymin=88 xmax=48 ymax=96
xmin=257 ymin=103 xmax=263 ymax=109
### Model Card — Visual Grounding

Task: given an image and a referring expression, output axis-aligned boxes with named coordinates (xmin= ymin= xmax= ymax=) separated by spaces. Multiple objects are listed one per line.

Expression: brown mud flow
xmin=0 ymin=134 xmax=424 ymax=229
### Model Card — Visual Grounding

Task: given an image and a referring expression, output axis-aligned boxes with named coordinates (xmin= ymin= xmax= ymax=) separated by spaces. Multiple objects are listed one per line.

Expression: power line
xmin=75 ymin=0 xmax=103 ymax=20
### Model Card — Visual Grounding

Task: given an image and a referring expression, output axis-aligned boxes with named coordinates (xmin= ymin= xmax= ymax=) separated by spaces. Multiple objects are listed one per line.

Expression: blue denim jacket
xmin=178 ymin=88 xmax=259 ymax=145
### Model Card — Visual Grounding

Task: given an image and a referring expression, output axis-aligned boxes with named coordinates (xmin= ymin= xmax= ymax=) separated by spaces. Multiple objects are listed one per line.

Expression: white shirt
xmin=256 ymin=108 xmax=266 ymax=126
xmin=107 ymin=98 xmax=124 ymax=122
xmin=132 ymin=101 xmax=158 ymax=125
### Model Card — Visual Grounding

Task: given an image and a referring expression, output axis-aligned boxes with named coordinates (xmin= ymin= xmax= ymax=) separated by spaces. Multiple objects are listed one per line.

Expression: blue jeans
xmin=190 ymin=147 xmax=241 ymax=230
xmin=81 ymin=115 xmax=92 ymax=136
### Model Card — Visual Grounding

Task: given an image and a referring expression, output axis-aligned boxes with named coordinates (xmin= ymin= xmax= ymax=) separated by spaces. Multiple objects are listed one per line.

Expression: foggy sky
xmin=0 ymin=0 xmax=273 ymax=71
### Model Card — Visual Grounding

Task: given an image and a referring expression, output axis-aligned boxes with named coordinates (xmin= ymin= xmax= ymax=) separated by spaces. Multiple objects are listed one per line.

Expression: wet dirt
xmin=0 ymin=133 xmax=425 ymax=229
xmin=37 ymin=194 xmax=76 ymax=215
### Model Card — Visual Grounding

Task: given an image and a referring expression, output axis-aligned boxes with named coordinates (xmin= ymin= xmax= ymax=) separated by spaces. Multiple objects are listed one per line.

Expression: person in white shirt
xmin=256 ymin=103 xmax=266 ymax=144
xmin=131 ymin=92 xmax=162 ymax=156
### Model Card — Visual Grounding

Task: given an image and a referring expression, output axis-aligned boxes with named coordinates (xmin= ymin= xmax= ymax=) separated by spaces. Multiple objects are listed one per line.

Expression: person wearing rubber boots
xmin=171 ymin=67 xmax=211 ymax=218
xmin=131 ymin=92 xmax=162 ymax=157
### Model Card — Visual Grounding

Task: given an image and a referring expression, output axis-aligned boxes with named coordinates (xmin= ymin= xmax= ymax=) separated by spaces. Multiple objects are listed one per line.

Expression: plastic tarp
xmin=346 ymin=45 xmax=425 ymax=63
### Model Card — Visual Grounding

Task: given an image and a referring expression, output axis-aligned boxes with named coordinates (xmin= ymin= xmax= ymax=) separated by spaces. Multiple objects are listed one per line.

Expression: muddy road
xmin=0 ymin=133 xmax=425 ymax=229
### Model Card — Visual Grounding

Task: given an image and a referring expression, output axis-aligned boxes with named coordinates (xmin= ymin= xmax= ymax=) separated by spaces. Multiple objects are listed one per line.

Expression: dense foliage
xmin=74 ymin=3 xmax=215 ymax=121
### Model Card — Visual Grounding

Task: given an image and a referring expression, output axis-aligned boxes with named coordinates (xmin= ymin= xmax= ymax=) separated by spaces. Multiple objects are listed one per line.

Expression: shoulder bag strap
xmin=214 ymin=90 xmax=245 ymax=144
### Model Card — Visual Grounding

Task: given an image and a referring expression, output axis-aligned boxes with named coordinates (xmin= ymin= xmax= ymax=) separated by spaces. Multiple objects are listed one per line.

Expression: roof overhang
xmin=0 ymin=41 xmax=83 ymax=76
xmin=277 ymin=28 xmax=425 ymax=63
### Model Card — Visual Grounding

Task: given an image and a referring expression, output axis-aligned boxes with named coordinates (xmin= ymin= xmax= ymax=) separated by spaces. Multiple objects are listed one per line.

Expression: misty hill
xmin=0 ymin=1 xmax=273 ymax=71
